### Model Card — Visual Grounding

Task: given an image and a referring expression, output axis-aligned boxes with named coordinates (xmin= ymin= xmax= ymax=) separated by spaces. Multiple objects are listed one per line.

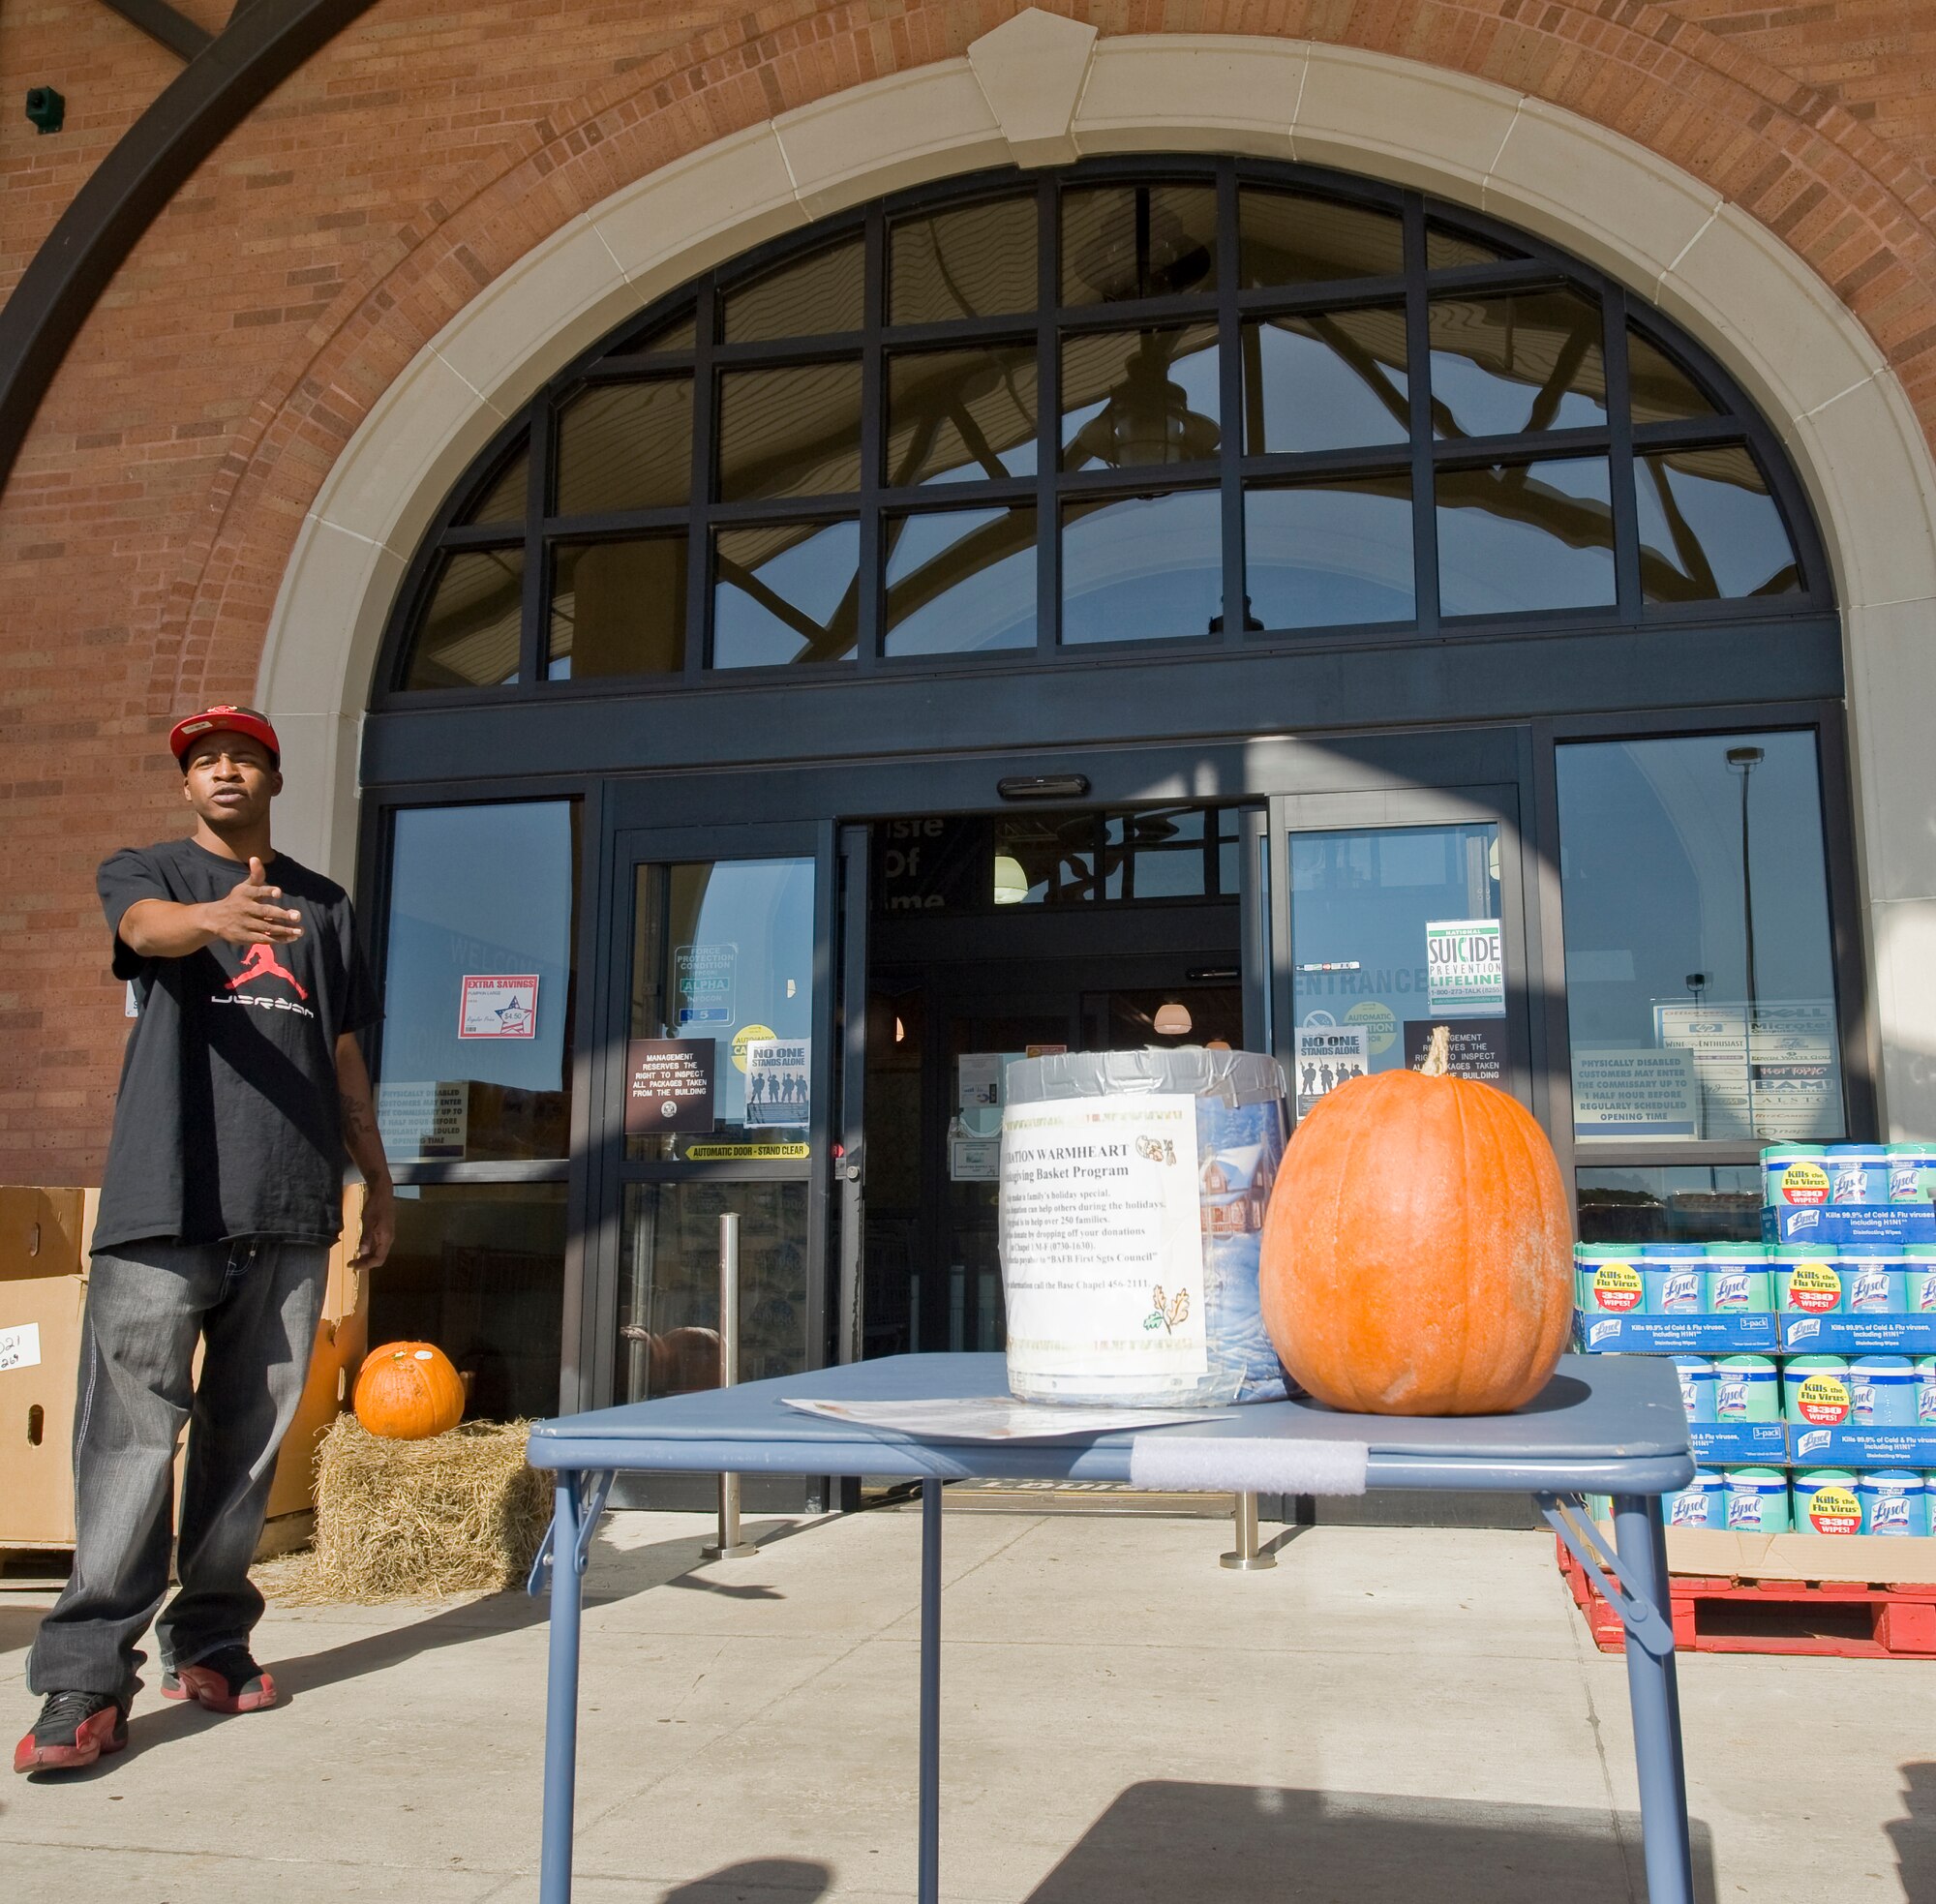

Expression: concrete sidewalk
xmin=3 ymin=1509 xmax=1933 ymax=1902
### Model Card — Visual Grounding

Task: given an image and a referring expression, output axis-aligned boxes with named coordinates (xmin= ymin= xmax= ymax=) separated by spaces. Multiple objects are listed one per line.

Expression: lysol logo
xmin=1726 ymin=1492 xmax=1764 ymax=1530
xmin=1711 ymin=1270 xmax=1750 ymax=1309
xmin=1797 ymin=1429 xmax=1830 ymax=1458
xmin=1716 ymin=1378 xmax=1748 ymax=1417
xmin=1850 ymin=1269 xmax=1891 ymax=1309
xmin=1670 ymin=1492 xmax=1709 ymax=1527
xmin=1788 ymin=1318 xmax=1820 ymax=1343
xmin=1589 ymin=1319 xmax=1619 ymax=1346
xmin=1663 ymin=1272 xmax=1701 ymax=1310
xmin=1871 ymin=1494 xmax=1911 ymax=1534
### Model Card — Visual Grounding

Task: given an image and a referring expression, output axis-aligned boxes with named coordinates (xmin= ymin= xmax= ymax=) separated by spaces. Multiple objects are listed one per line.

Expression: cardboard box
xmin=1659 ymin=1526 xmax=1936 ymax=1587
xmin=0 ymin=1188 xmax=93 ymax=1548
xmin=0 ymin=1187 xmax=368 ymax=1545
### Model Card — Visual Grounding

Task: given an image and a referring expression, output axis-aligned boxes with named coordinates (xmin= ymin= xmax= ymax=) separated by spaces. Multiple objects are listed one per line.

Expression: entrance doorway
xmin=860 ymin=804 xmax=1253 ymax=1361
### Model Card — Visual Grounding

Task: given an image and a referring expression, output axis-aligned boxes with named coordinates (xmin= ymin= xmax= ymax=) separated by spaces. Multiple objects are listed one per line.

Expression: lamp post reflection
xmin=1726 ymin=745 xmax=1765 ymax=1121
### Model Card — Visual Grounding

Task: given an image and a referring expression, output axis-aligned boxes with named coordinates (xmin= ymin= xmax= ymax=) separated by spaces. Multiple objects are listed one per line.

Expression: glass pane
xmin=1289 ymin=822 xmax=1504 ymax=1117
xmin=377 ymin=801 xmax=578 ymax=1162
xmin=1437 ymin=457 xmax=1616 ymax=616
xmin=884 ymin=507 xmax=1036 ymax=656
xmin=721 ymin=237 xmax=863 ymax=341
xmin=1557 ymin=731 xmax=1843 ymax=1142
xmin=891 ymin=196 xmax=1039 ymax=324
xmin=1426 ymin=225 xmax=1521 ymax=270
xmin=554 ymin=379 xmax=692 ymax=517
xmin=1104 ymin=807 xmax=1209 ymax=899
xmin=1627 ymin=329 xmax=1717 ymax=425
xmin=626 ymin=857 xmax=816 ymax=1160
xmin=464 ymin=445 xmax=528 ymax=525
xmin=1242 ymin=308 xmax=1408 ymax=454
xmin=717 ymin=361 xmax=863 ymax=502
xmin=376 ymin=1185 xmax=565 ymax=1419
xmin=1061 ymin=490 xmax=1221 ymax=646
xmin=617 ymin=1183 xmax=807 ymax=1404
xmin=548 ymin=537 xmax=686 ymax=679
xmin=404 ymin=548 xmax=524 ymax=688
xmin=1576 ymin=1167 xmax=1764 ymax=1245
xmin=1429 ymin=289 xmax=1607 ymax=438
xmin=1238 ymin=189 xmax=1404 ymax=286
xmin=1637 ymin=444 xmax=1800 ymax=603
xmin=615 ymin=309 xmax=696 ymax=355
xmin=1061 ymin=324 xmax=1220 ymax=470
xmin=1062 ymin=183 xmax=1218 ymax=304
xmin=712 ymin=520 xmax=860 ymax=668
xmin=886 ymin=347 xmax=1038 ymax=487
xmin=1245 ymin=477 xmax=1414 ymax=629
xmin=993 ymin=812 xmax=1097 ymax=904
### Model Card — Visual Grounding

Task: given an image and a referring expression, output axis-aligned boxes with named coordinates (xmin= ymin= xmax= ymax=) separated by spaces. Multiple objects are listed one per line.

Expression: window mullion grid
xmin=856 ymin=204 xmax=885 ymax=673
xmin=521 ymin=397 xmax=550 ymax=685
xmin=1402 ymin=196 xmax=1440 ymax=634
xmin=1035 ymin=176 xmax=1060 ymax=657
xmin=1604 ymin=283 xmax=1643 ymax=623
xmin=683 ymin=281 xmax=716 ymax=680
xmin=1216 ymin=160 xmax=1245 ymax=647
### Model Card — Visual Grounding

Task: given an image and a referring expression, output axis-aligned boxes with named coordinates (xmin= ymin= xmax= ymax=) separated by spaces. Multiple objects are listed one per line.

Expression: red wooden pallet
xmin=1556 ymin=1538 xmax=1936 ymax=1659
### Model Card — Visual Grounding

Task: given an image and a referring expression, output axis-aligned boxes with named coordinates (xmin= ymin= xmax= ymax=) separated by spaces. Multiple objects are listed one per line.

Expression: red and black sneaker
xmin=15 ymin=1690 xmax=128 ymax=1773
xmin=161 ymin=1645 xmax=278 ymax=1715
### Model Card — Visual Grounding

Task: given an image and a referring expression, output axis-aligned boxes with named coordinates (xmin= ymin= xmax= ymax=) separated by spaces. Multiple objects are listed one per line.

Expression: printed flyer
xmin=999 ymin=1094 xmax=1206 ymax=1385
xmin=743 ymin=1037 xmax=810 ymax=1126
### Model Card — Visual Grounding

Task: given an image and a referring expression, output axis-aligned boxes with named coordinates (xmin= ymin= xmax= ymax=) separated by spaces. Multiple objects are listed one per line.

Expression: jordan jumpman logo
xmin=227 ymin=941 xmax=309 ymax=1001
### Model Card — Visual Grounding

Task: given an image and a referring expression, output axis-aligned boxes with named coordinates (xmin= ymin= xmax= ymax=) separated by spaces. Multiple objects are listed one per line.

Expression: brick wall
xmin=3 ymin=0 xmax=1935 ymax=1183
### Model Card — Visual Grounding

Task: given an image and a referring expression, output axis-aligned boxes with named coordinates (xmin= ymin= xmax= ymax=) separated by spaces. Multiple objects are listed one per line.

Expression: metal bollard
xmin=1219 ymin=1490 xmax=1276 ymax=1571
xmin=702 ymin=1212 xmax=759 ymax=1561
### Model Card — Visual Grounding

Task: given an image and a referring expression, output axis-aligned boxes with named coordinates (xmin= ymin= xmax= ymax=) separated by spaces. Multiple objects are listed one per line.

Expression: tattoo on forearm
xmin=341 ymin=1092 xmax=374 ymax=1144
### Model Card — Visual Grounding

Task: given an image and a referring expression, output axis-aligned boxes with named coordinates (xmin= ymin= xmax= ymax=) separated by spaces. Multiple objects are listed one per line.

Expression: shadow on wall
xmin=1017 ymin=1780 xmax=1718 ymax=1904
xmin=1889 ymin=1762 xmax=1936 ymax=1901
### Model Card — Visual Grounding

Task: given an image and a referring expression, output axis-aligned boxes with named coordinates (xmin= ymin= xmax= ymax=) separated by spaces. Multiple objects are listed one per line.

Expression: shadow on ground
xmin=1015 ymin=1780 xmax=1719 ymax=1904
xmin=6 ymin=1513 xmax=814 ymax=1776
xmin=660 ymin=1859 xmax=832 ymax=1902
xmin=1887 ymin=1762 xmax=1936 ymax=1902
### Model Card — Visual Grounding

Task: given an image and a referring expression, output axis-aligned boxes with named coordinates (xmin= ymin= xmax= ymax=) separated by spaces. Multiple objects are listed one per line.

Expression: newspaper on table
xmin=780 ymin=1397 xmax=1224 ymax=1441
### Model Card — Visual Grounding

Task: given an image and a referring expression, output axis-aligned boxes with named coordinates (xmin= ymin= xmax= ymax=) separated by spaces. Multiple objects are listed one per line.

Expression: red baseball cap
xmin=168 ymin=705 xmax=282 ymax=769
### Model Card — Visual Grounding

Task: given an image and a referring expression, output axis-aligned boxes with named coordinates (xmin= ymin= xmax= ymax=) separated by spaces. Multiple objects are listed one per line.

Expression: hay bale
xmin=265 ymin=1415 xmax=551 ymax=1604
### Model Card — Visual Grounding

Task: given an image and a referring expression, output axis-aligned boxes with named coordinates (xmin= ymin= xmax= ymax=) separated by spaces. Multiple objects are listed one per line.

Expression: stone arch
xmin=232 ymin=18 xmax=1936 ymax=1129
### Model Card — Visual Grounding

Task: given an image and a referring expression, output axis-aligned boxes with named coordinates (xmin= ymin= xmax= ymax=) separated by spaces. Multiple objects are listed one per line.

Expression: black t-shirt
xmin=93 ymin=837 xmax=380 ymax=1252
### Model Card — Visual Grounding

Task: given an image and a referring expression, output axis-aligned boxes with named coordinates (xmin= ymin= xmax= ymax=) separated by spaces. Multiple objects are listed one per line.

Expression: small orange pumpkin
xmin=353 ymin=1341 xmax=467 ymax=1439
xmin=1259 ymin=1026 xmax=1573 ymax=1416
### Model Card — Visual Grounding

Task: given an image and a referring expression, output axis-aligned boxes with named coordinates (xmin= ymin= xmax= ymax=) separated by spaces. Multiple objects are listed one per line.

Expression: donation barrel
xmin=998 ymin=1047 xmax=1289 ymax=1407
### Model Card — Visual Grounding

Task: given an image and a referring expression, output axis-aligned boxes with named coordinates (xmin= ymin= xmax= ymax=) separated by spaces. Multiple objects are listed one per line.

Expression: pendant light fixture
xmin=1153 ymin=1000 xmax=1194 ymax=1037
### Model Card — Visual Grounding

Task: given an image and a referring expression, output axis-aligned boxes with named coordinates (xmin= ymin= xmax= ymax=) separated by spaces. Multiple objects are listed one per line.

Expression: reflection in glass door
xmin=1277 ymin=794 xmax=1528 ymax=1125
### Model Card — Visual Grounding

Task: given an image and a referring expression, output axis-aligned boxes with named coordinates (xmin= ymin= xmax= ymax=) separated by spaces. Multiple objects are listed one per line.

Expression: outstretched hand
xmin=203 ymin=856 xmax=303 ymax=947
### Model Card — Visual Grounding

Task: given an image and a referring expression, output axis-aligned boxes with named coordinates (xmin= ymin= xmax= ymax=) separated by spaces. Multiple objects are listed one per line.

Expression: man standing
xmin=16 ymin=706 xmax=394 ymax=1774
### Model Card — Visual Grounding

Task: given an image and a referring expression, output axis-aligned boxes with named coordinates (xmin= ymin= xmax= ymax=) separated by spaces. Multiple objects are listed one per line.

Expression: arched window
xmin=384 ymin=157 xmax=1826 ymax=694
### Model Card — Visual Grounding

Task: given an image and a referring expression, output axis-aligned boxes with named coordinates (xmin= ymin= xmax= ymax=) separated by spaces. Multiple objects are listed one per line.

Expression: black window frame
xmin=377 ymin=155 xmax=1832 ymax=704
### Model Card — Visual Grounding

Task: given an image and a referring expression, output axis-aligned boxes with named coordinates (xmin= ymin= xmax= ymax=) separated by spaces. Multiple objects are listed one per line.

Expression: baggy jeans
xmin=27 ymin=1236 xmax=329 ymax=1705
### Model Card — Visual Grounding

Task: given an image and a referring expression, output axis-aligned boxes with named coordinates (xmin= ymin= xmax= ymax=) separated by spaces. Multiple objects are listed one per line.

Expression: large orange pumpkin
xmin=353 ymin=1341 xmax=467 ymax=1439
xmin=1259 ymin=1027 xmax=1572 ymax=1415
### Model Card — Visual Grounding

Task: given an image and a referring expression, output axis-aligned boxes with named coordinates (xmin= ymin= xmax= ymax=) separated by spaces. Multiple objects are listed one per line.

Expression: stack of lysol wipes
xmin=1577 ymin=1139 xmax=1936 ymax=1539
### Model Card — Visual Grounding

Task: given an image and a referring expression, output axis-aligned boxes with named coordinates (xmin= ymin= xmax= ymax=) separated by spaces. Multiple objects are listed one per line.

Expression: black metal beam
xmin=97 ymin=0 xmax=213 ymax=63
xmin=0 ymin=0 xmax=378 ymax=495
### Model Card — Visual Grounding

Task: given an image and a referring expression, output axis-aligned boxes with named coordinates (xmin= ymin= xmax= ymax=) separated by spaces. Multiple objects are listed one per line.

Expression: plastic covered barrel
xmin=999 ymin=1047 xmax=1288 ymax=1406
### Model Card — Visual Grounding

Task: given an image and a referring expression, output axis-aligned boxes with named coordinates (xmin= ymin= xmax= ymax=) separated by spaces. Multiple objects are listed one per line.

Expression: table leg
xmin=1612 ymin=1494 xmax=1694 ymax=1904
xmin=919 ymin=1477 xmax=942 ymax=1904
xmin=540 ymin=1474 xmax=586 ymax=1904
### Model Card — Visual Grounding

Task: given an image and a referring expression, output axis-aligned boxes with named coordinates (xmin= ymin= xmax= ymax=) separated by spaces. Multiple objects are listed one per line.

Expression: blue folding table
xmin=526 ymin=1351 xmax=1694 ymax=1903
